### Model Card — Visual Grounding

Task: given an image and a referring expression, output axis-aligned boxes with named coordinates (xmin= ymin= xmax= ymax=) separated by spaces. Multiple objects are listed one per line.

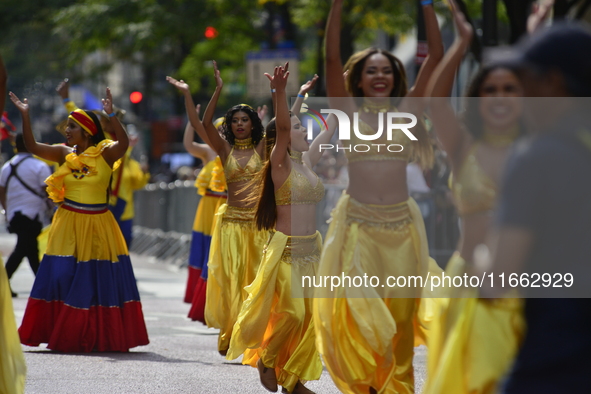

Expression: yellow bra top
xmin=224 ymin=148 xmax=263 ymax=184
xmin=275 ymin=164 xmax=325 ymax=206
xmin=345 ymin=118 xmax=414 ymax=163
xmin=451 ymin=145 xmax=497 ymax=216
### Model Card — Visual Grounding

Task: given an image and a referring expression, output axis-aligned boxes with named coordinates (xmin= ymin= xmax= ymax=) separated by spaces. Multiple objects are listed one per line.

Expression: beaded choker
xmin=360 ymin=99 xmax=394 ymax=114
xmin=482 ymin=126 xmax=520 ymax=148
xmin=289 ymin=150 xmax=303 ymax=164
xmin=234 ymin=137 xmax=253 ymax=150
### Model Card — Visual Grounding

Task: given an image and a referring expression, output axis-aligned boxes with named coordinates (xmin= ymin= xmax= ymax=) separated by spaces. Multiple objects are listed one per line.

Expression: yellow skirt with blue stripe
xmin=204 ymin=204 xmax=269 ymax=353
xmin=18 ymin=201 xmax=149 ymax=352
xmin=228 ymin=230 xmax=323 ymax=392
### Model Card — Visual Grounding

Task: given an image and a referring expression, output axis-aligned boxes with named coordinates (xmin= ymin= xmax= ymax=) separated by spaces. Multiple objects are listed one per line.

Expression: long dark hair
xmin=222 ymin=104 xmax=264 ymax=146
xmin=463 ymin=65 xmax=521 ymax=140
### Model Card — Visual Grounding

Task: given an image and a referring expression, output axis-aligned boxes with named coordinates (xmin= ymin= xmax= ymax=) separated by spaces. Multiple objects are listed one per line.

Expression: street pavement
xmin=1 ymin=231 xmax=427 ymax=394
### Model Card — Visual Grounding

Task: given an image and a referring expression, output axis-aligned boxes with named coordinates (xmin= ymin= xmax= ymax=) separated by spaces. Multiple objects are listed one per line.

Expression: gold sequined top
xmin=345 ymin=118 xmax=414 ymax=163
xmin=275 ymin=165 xmax=325 ymax=206
xmin=224 ymin=147 xmax=263 ymax=184
xmin=451 ymin=145 xmax=497 ymax=216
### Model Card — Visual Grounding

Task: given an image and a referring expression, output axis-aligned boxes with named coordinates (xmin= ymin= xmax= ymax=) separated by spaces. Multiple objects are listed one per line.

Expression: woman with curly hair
xmin=168 ymin=63 xmax=269 ymax=356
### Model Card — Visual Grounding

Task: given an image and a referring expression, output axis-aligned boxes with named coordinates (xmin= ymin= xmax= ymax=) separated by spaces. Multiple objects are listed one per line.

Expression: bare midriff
xmin=346 ymin=160 xmax=409 ymax=205
xmin=226 ymin=181 xmax=258 ymax=208
xmin=276 ymin=205 xmax=318 ymax=236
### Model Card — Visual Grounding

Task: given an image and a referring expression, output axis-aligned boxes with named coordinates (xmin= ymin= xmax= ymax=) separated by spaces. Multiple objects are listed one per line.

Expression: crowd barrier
xmin=131 ymin=182 xmax=459 ymax=268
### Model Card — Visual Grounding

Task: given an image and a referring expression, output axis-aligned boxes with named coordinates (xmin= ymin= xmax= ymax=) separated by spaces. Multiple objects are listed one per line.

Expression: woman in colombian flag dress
xmin=10 ymin=88 xmax=149 ymax=352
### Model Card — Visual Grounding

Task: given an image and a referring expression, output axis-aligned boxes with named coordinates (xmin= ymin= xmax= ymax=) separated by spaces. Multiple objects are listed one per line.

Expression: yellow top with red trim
xmin=46 ymin=140 xmax=120 ymax=204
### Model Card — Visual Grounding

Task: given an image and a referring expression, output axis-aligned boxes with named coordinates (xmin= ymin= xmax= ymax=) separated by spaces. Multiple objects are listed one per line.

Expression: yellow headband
xmin=213 ymin=117 xmax=225 ymax=129
xmin=68 ymin=109 xmax=97 ymax=136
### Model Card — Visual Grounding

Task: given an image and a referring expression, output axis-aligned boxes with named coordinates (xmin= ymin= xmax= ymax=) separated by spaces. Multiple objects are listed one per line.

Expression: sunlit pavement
xmin=1 ymin=231 xmax=426 ymax=393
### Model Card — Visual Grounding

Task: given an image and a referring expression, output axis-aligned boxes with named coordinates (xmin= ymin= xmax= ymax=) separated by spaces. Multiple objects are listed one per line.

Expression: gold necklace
xmin=360 ymin=99 xmax=393 ymax=114
xmin=289 ymin=150 xmax=303 ymax=164
xmin=234 ymin=137 xmax=253 ymax=150
xmin=482 ymin=126 xmax=520 ymax=148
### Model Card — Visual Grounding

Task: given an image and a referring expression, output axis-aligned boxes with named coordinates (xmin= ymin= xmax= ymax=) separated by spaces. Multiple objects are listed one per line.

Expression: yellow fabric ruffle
xmin=204 ymin=204 xmax=269 ymax=353
xmin=209 ymin=156 xmax=227 ymax=193
xmin=195 ymin=159 xmax=218 ymax=196
xmin=313 ymin=192 xmax=441 ymax=394
xmin=46 ymin=140 xmax=120 ymax=203
xmin=423 ymin=253 xmax=525 ymax=394
xmin=228 ymin=231 xmax=323 ymax=392
xmin=0 ymin=258 xmax=27 ymax=394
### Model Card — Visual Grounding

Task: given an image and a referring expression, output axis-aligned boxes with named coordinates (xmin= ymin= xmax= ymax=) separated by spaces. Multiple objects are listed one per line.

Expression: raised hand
xmin=450 ymin=0 xmax=473 ymax=42
xmin=101 ymin=87 xmax=114 ymax=115
xmin=257 ymin=105 xmax=268 ymax=120
xmin=56 ymin=78 xmax=70 ymax=99
xmin=9 ymin=92 xmax=29 ymax=114
xmin=299 ymin=74 xmax=319 ymax=95
xmin=212 ymin=60 xmax=223 ymax=89
xmin=265 ymin=64 xmax=289 ymax=92
xmin=166 ymin=76 xmax=190 ymax=93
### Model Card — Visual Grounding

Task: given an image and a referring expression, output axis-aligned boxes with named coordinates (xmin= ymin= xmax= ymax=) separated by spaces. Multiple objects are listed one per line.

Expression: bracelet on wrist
xmin=271 ymin=89 xmax=276 ymax=93
xmin=421 ymin=0 xmax=433 ymax=6
xmin=297 ymin=94 xmax=305 ymax=98
xmin=62 ymin=98 xmax=71 ymax=103
xmin=108 ymin=112 xmax=116 ymax=118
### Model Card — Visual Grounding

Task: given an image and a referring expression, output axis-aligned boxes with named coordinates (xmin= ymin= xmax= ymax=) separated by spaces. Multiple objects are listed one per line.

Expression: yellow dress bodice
xmin=275 ymin=164 xmax=325 ymax=206
xmin=224 ymin=148 xmax=262 ymax=184
xmin=46 ymin=140 xmax=119 ymax=204
xmin=345 ymin=118 xmax=414 ymax=163
xmin=195 ymin=156 xmax=227 ymax=196
xmin=451 ymin=145 xmax=497 ymax=216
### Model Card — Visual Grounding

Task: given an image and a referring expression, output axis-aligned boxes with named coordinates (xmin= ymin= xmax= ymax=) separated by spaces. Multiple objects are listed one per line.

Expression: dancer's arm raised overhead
xmin=9 ymin=92 xmax=69 ymax=164
xmin=166 ymin=77 xmax=214 ymax=149
xmin=291 ymin=74 xmax=318 ymax=117
xmin=101 ymin=88 xmax=129 ymax=166
xmin=426 ymin=0 xmax=473 ymax=163
xmin=201 ymin=61 xmax=231 ymax=157
xmin=407 ymin=0 xmax=444 ymax=98
xmin=266 ymin=65 xmax=291 ymax=176
xmin=182 ymin=104 xmax=216 ymax=162
xmin=304 ymin=114 xmax=338 ymax=169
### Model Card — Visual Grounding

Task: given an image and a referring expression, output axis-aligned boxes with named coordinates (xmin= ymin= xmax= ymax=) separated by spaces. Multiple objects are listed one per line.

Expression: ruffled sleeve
xmin=45 ymin=140 xmax=120 ymax=203
xmin=209 ymin=156 xmax=227 ymax=193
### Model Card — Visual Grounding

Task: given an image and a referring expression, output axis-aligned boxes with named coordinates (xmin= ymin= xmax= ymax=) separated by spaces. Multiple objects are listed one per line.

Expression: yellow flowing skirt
xmin=228 ymin=230 xmax=323 ymax=392
xmin=313 ymin=192 xmax=439 ymax=394
xmin=0 ymin=258 xmax=27 ymax=394
xmin=424 ymin=253 xmax=525 ymax=394
xmin=204 ymin=204 xmax=269 ymax=353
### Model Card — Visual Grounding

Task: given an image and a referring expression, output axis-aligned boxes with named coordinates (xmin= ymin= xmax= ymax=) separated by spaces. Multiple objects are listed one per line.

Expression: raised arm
xmin=407 ymin=1 xmax=445 ymax=98
xmin=291 ymin=74 xmax=318 ymax=117
xmin=267 ymin=66 xmax=291 ymax=173
xmin=425 ymin=0 xmax=473 ymax=162
xmin=304 ymin=113 xmax=338 ymax=168
xmin=325 ymin=0 xmax=350 ymax=99
xmin=182 ymin=105 xmax=215 ymax=162
xmin=202 ymin=61 xmax=230 ymax=155
xmin=9 ymin=92 xmax=69 ymax=163
xmin=101 ymin=88 xmax=129 ymax=167
xmin=56 ymin=78 xmax=78 ymax=113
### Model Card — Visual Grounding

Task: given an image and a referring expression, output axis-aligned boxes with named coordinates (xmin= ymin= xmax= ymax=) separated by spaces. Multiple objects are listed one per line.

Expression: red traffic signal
xmin=205 ymin=26 xmax=218 ymax=40
xmin=129 ymin=91 xmax=143 ymax=104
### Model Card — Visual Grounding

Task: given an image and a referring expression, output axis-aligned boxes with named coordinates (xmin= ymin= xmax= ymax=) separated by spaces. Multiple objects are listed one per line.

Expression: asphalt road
xmin=2 ymin=231 xmax=426 ymax=394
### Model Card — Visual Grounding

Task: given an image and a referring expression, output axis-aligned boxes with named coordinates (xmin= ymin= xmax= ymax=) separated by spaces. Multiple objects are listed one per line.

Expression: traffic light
xmin=204 ymin=26 xmax=218 ymax=40
xmin=130 ymin=91 xmax=143 ymax=104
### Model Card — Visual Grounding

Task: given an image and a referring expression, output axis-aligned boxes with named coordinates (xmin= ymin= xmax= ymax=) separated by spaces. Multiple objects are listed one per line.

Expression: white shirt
xmin=0 ymin=153 xmax=52 ymax=222
xmin=406 ymin=162 xmax=431 ymax=194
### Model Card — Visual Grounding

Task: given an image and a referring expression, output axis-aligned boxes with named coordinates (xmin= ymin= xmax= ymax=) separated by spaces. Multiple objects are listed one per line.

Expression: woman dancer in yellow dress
xmin=11 ymin=88 xmax=149 ymax=352
xmin=228 ymin=67 xmax=336 ymax=394
xmin=0 ymin=51 xmax=26 ymax=394
xmin=313 ymin=1 xmax=443 ymax=393
xmin=423 ymin=3 xmax=525 ymax=393
xmin=167 ymin=64 xmax=268 ymax=355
